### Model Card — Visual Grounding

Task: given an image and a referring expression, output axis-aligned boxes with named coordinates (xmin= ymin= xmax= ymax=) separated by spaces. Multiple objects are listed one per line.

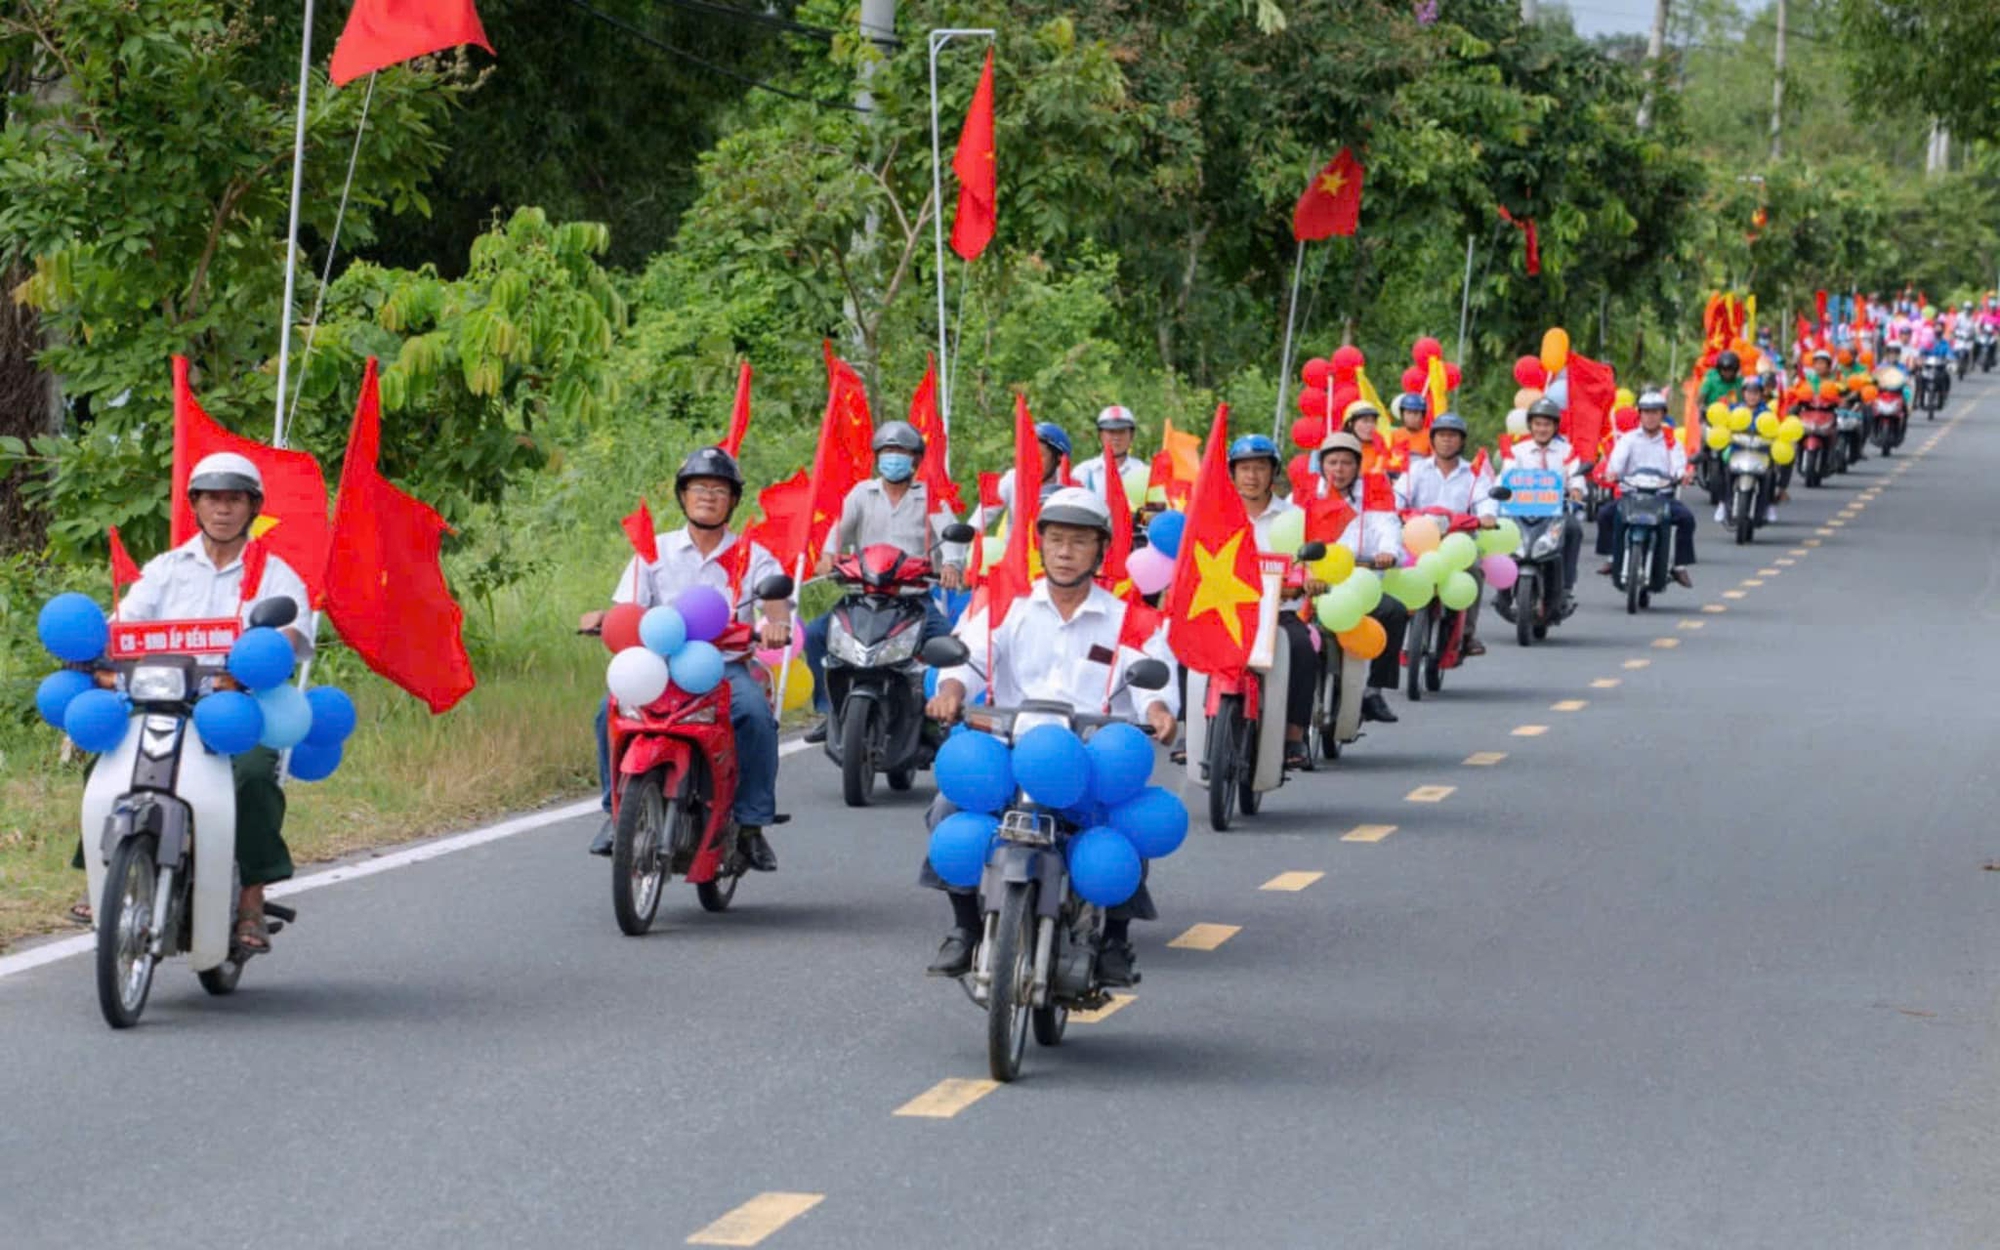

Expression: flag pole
xmin=1271 ymin=238 xmax=1306 ymax=441
xmin=927 ymin=28 xmax=996 ymax=443
xmin=1455 ymin=233 xmax=1476 ymax=365
xmin=769 ymin=553 xmax=810 ymax=717
xmin=273 ymin=0 xmax=316 ymax=450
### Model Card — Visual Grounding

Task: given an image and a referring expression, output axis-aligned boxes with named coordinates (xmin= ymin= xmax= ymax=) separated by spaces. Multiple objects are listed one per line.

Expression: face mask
xmin=878 ymin=452 xmax=915 ymax=482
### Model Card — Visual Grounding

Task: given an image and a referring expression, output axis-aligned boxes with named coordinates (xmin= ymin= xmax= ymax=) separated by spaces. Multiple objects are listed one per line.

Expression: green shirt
xmin=1697 ymin=369 xmax=1741 ymax=409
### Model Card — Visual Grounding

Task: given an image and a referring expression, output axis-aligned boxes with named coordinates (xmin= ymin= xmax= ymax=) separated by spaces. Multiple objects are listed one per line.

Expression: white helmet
xmin=1036 ymin=486 xmax=1113 ymax=536
xmin=186 ymin=451 xmax=264 ymax=498
xmin=1095 ymin=405 xmax=1137 ymax=431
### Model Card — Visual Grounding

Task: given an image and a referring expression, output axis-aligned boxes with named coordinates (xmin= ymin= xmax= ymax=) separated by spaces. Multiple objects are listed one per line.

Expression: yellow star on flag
xmin=1185 ymin=531 xmax=1260 ymax=647
xmin=250 ymin=515 xmax=282 ymax=539
xmin=1318 ymin=169 xmax=1347 ymax=197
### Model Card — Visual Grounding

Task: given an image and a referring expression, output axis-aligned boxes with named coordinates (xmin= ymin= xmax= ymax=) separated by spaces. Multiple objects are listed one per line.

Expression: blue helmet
xmin=1430 ymin=412 xmax=1468 ymax=436
xmin=1034 ymin=422 xmax=1072 ymax=459
xmin=1227 ymin=434 xmax=1282 ymax=466
xmin=1394 ymin=392 xmax=1428 ymax=413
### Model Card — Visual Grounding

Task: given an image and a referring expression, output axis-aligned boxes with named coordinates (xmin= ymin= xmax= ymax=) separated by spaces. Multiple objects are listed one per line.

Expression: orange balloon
xmin=1539 ymin=327 xmax=1570 ymax=375
xmin=1512 ymin=386 xmax=1544 ymax=410
xmin=1337 ymin=616 xmax=1388 ymax=661
xmin=1403 ymin=515 xmax=1443 ymax=555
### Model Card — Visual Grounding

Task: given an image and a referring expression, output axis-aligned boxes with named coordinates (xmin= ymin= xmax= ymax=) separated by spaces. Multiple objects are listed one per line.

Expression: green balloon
xmin=1345 ymin=568 xmax=1383 ymax=613
xmin=1316 ymin=586 xmax=1365 ymax=634
xmin=1386 ymin=567 xmax=1434 ymax=610
xmin=1267 ymin=507 xmax=1306 ymax=556
xmin=1414 ymin=550 xmax=1447 ymax=585
xmin=1492 ymin=518 xmax=1522 ymax=553
xmin=1438 ymin=569 xmax=1479 ymax=611
xmin=1440 ymin=532 xmax=1479 ymax=572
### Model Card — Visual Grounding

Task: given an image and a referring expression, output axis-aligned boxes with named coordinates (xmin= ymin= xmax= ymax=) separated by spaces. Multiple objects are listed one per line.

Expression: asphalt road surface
xmin=5 ymin=379 xmax=1998 ymax=1250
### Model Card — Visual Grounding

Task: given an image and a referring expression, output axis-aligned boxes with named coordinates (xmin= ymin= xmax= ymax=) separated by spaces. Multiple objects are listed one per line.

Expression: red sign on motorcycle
xmin=109 ymin=617 xmax=241 ymax=659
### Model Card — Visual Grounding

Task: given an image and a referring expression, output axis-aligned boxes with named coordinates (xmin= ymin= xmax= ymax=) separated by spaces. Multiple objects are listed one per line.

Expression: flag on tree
xmin=720 ymin=360 xmax=753 ymax=458
xmin=1165 ymin=405 xmax=1262 ymax=684
xmin=906 ymin=355 xmax=964 ymax=515
xmin=323 ymin=358 xmax=476 ymax=713
xmin=1292 ymin=148 xmax=1364 ymax=241
xmin=949 ymin=47 xmax=997 ymax=261
xmin=331 ymin=0 xmax=493 ymax=86
xmin=171 ymin=356 xmax=332 ymax=600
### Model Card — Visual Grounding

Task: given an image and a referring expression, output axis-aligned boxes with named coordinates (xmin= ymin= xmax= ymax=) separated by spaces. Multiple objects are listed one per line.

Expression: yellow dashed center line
xmin=1774 ymin=558 xmax=1795 ymax=566
xmin=1070 ymin=993 xmax=1136 ymax=1023
xmin=1623 ymin=659 xmax=1651 ymax=669
xmin=1512 ymin=724 xmax=1550 ymax=736
xmin=1817 ymin=526 xmax=1838 ymax=535
xmin=1168 ymin=923 xmax=1241 ymax=950
xmin=1677 ymin=618 xmax=1704 ymax=630
xmin=1803 ymin=538 xmax=1823 ymax=547
xmin=1590 ymin=678 xmax=1621 ymax=689
xmin=1464 ymin=751 xmax=1507 ymax=765
xmin=1260 ymin=871 xmax=1323 ymax=892
xmin=1722 ymin=590 xmax=1746 ymax=599
xmin=688 ymin=1193 xmax=826 ymax=1247
xmin=1741 ymin=579 xmax=1765 ymax=587
xmin=1758 ymin=568 xmax=1780 ymax=576
xmin=1701 ymin=603 xmax=1728 ymax=613
xmin=1652 ymin=637 xmax=1680 ymax=649
xmin=1550 ymin=699 xmax=1587 ymax=712
xmin=894 ymin=1079 xmax=1000 ymax=1119
xmin=1406 ymin=785 xmax=1456 ymax=803
xmin=1342 ymin=823 xmax=1399 ymax=842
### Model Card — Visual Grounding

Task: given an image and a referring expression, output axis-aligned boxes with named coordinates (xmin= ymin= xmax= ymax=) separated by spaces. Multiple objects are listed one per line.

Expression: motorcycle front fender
xmin=619 ymin=733 xmax=692 ymax=789
xmin=824 ymin=683 xmax=880 ymax=760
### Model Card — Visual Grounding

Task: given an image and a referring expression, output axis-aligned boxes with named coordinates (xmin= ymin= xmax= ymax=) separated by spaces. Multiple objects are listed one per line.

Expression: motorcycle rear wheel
xmin=97 ymin=834 xmax=160 ymax=1029
xmin=839 ymin=699 xmax=877 ymax=807
xmin=1032 ymin=994 xmax=1068 ymax=1047
xmin=887 ymin=768 xmax=915 ymax=791
xmin=986 ymin=882 xmax=1036 ymax=1082
xmin=197 ymin=958 xmax=242 ymax=997
xmin=1405 ymin=614 xmax=1428 ymax=703
xmin=1205 ymin=696 xmax=1241 ymax=831
xmin=611 ymin=772 xmax=668 ymax=936
xmin=1516 ymin=572 xmax=1537 ymax=646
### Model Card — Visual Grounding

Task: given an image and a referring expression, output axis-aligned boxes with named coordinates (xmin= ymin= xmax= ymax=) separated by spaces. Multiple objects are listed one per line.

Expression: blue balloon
xmin=63 ymin=688 xmax=131 ymax=754
xmin=36 ymin=670 xmax=95 ymax=729
xmin=1110 ymin=785 xmax=1189 ymax=859
xmin=923 ymin=666 xmax=939 ymax=699
xmin=1013 ymin=723 xmax=1091 ymax=810
xmin=928 ymin=811 xmax=999 ymax=889
xmin=671 ymin=640 xmax=724 ymax=695
xmin=1067 ymin=827 xmax=1142 ymax=907
xmin=1087 ymin=722 xmax=1156 ymax=808
xmin=38 ymin=592 xmax=108 ymax=662
xmin=934 ymin=730 xmax=1014 ymax=814
xmin=1145 ymin=511 xmax=1187 ymax=559
xmin=639 ymin=606 xmax=689 ymax=657
xmin=303 ymin=687 xmax=357 ymax=747
xmin=228 ymin=627 xmax=295 ymax=691
xmin=256 ymin=684 xmax=313 ymax=750
xmin=193 ymin=691 xmax=265 ymax=755
xmin=287 ymin=739 xmax=343 ymax=782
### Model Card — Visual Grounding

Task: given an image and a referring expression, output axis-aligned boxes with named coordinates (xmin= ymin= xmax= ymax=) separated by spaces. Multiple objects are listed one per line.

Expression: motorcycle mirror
xmin=246 ymin=598 xmax=298 ymax=630
xmin=1124 ymin=658 xmax=1171 ymax=691
xmin=1295 ymin=542 xmax=1327 ymax=563
xmin=1488 ymin=486 xmax=1514 ymax=501
xmin=753 ymin=574 xmax=795 ymax=601
xmin=919 ymin=635 xmax=971 ymax=669
xmin=941 ymin=522 xmax=977 ymax=544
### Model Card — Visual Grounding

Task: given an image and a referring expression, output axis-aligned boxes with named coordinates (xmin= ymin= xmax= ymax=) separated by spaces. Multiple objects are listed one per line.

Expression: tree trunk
xmin=0 ymin=261 xmax=54 ymax=553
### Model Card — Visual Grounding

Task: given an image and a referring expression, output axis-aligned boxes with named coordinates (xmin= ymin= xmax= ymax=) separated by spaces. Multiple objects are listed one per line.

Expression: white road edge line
xmin=0 ymin=737 xmax=815 ymax=982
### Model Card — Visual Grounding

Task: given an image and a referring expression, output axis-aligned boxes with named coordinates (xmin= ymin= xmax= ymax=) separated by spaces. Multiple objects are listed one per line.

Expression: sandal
xmin=234 ymin=914 xmax=271 ymax=954
xmin=68 ymin=901 xmax=92 ymax=927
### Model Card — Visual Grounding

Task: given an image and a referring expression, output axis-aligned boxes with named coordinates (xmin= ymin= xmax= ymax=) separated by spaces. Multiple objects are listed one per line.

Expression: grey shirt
xmin=833 ymin=479 xmax=965 ymax=569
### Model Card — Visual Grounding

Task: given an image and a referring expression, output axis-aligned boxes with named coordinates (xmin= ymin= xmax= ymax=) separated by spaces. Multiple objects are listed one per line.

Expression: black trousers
xmin=1596 ymin=501 xmax=1696 ymax=566
xmin=1278 ymin=614 xmax=1315 ymax=731
xmin=1363 ymin=598 xmax=1409 ymax=690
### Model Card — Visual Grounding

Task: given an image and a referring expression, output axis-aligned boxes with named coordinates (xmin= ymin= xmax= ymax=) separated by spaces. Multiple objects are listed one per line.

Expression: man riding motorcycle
xmin=1224 ymin=434 xmax=1321 ymax=769
xmin=994 ymin=422 xmax=1072 ymax=519
xmin=582 ymin=447 xmax=791 ymax=869
xmin=802 ymin=421 xmax=966 ymax=744
xmin=1387 ymin=392 xmax=1431 ymax=473
xmin=1698 ymin=350 xmax=1744 ymax=410
xmin=1595 ymin=394 xmax=1696 ymax=587
xmin=1496 ymin=397 xmax=1585 ymax=616
xmin=1316 ymin=432 xmax=1406 ymax=724
xmin=1394 ymin=413 xmax=1497 ymax=655
xmin=922 ymin=487 xmax=1178 ymax=984
xmin=106 ymin=453 xmax=315 ymax=953
xmin=1073 ymin=405 xmax=1145 ymax=499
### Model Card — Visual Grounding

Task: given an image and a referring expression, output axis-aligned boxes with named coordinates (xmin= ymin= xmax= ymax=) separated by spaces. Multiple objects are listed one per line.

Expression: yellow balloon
xmin=778 ymin=657 xmax=815 ymax=714
xmin=1779 ymin=416 xmax=1805 ymax=441
xmin=1728 ymin=408 xmax=1753 ymax=432
xmin=1754 ymin=412 xmax=1780 ymax=439
xmin=1309 ymin=543 xmax=1355 ymax=584
xmin=1705 ymin=425 xmax=1732 ymax=451
xmin=1615 ymin=387 xmax=1636 ymax=409
xmin=1770 ymin=439 xmax=1796 ymax=466
xmin=1403 ymin=515 xmax=1443 ymax=555
xmin=1706 ymin=402 xmax=1731 ymax=423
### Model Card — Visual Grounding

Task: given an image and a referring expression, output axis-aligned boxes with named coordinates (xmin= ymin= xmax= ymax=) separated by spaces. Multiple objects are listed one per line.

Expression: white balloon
xmin=1504 ymin=407 xmax=1529 ymax=435
xmin=607 ymin=647 xmax=670 ymax=709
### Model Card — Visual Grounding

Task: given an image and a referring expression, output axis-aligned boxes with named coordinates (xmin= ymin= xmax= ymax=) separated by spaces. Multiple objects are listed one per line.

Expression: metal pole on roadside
xmin=928 ymin=28 xmax=995 ymax=446
xmin=272 ymin=0 xmax=315 ymax=449
xmin=1271 ymin=239 xmax=1306 ymax=441
xmin=1456 ymin=234 xmax=1476 ymax=365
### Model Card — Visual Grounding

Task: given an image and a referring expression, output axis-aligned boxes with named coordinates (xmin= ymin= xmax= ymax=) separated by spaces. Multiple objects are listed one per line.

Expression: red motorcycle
xmin=1399 ymin=506 xmax=1488 ymax=702
xmin=1798 ymin=403 xmax=1839 ymax=486
xmin=601 ymin=577 xmax=792 ymax=935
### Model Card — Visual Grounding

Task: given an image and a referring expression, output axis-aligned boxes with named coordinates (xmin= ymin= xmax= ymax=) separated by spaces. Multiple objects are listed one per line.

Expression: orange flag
xmin=1165 ymin=405 xmax=1262 ymax=684
xmin=949 ymin=48 xmax=997 ymax=261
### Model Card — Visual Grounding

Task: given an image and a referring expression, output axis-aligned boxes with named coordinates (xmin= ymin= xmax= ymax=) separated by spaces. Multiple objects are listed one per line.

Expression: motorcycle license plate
xmin=1732 ymin=452 xmax=1769 ymax=473
xmin=998 ymin=809 xmax=1057 ymax=847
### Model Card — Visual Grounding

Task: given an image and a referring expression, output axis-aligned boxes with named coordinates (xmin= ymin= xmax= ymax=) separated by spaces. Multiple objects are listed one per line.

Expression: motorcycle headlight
xmin=865 ymin=628 xmax=923 ymax=668
xmin=128 ymin=666 xmax=186 ymax=702
xmin=1529 ymin=528 xmax=1563 ymax=559
xmin=825 ymin=621 xmax=870 ymax=667
xmin=1733 ymin=452 xmax=1769 ymax=474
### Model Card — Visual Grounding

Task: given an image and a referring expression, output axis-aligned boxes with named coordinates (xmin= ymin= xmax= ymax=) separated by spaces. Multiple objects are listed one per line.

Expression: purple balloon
xmin=672 ymin=584 xmax=732 ymax=643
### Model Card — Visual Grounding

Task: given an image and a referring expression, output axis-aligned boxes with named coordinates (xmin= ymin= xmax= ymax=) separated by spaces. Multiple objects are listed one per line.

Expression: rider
xmin=582 ymin=447 xmax=791 ymax=870
xmin=1341 ymin=400 xmax=1392 ymax=475
xmin=1386 ymin=392 xmax=1431 ymax=473
xmin=1316 ymin=432 xmax=1407 ymax=724
xmin=1394 ymin=412 xmax=1497 ymax=656
xmin=922 ymin=487 xmax=1178 ymax=984
xmin=1073 ymin=405 xmax=1145 ymax=498
xmin=1227 ymin=434 xmax=1318 ymax=770
xmin=801 ymin=421 xmax=967 ymax=744
xmin=1697 ymin=349 xmax=1744 ymax=410
xmin=1594 ymin=392 xmax=1695 ymax=587
xmin=1496 ymin=397 xmax=1585 ymax=615
xmin=112 ymin=453 xmax=315 ymax=953
xmin=995 ymin=422 xmax=1073 ymax=519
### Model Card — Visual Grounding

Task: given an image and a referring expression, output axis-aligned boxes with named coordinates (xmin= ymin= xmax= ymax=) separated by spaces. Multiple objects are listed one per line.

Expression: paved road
xmin=5 ymin=380 xmax=1999 ymax=1249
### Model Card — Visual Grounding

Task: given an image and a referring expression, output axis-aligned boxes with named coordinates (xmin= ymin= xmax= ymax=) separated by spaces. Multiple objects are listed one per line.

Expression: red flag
xmin=330 ymin=0 xmax=493 ymax=87
xmin=1099 ymin=435 xmax=1133 ymax=590
xmin=1563 ymin=353 xmax=1616 ymax=458
xmin=983 ymin=394 xmax=1038 ymax=633
xmin=1498 ymin=206 xmax=1541 ymax=276
xmin=1117 ymin=597 xmax=1163 ymax=653
xmin=323 ymin=358 xmax=476 ymax=713
xmin=742 ymin=469 xmax=813 ymax=577
xmin=1362 ymin=471 xmax=1396 ymax=512
xmin=720 ymin=360 xmax=753 ymax=458
xmin=107 ymin=526 xmax=142 ymax=601
xmin=238 ymin=540 xmax=269 ymax=603
xmin=171 ymin=356 xmax=331 ymax=601
xmin=1304 ymin=490 xmax=1356 ymax=545
xmin=1286 ymin=452 xmax=1317 ymax=505
xmin=777 ymin=343 xmax=876 ymax=573
xmin=1292 ymin=148 xmax=1364 ymax=241
xmin=1470 ymin=447 xmax=1490 ymax=479
xmin=907 ymin=356 xmax=964 ymax=514
xmin=621 ymin=499 xmax=658 ymax=565
xmin=949 ymin=48 xmax=997 ymax=262
xmin=1165 ymin=405 xmax=1262 ymax=683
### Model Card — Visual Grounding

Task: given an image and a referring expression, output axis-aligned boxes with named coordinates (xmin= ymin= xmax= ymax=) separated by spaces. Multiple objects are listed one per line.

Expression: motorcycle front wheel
xmin=1516 ymin=571 xmax=1537 ymax=646
xmin=986 ymin=882 xmax=1036 ymax=1082
xmin=1205 ymin=695 xmax=1241 ymax=832
xmin=1734 ymin=488 xmax=1756 ymax=545
xmin=1626 ymin=539 xmax=1647 ymax=614
xmin=97 ymin=834 xmax=161 ymax=1029
xmin=839 ymin=698 xmax=877 ymax=807
xmin=1405 ymin=613 xmax=1429 ymax=703
xmin=611 ymin=772 xmax=668 ymax=936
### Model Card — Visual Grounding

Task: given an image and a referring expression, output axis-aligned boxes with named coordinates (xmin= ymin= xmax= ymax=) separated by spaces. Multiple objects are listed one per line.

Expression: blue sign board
xmin=1498 ymin=467 xmax=1564 ymax=518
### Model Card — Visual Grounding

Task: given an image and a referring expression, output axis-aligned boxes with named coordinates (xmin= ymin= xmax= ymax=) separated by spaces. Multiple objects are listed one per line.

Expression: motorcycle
xmin=81 ymin=597 xmax=302 ymax=1028
xmin=1306 ymin=620 xmax=1368 ymax=765
xmin=1835 ymin=399 xmax=1867 ymax=469
xmin=1979 ymin=325 xmax=1997 ymax=373
xmin=1610 ymin=468 xmax=1679 ymax=612
xmin=1870 ymin=369 xmax=1910 ymax=455
xmin=1184 ymin=543 xmax=1325 ymax=832
xmin=1494 ymin=468 xmax=1571 ymax=647
xmin=1954 ymin=327 xmax=1974 ymax=380
xmin=1401 ymin=506 xmax=1493 ymax=699
xmin=1797 ymin=403 xmax=1839 ymax=487
xmin=1725 ymin=434 xmax=1774 ymax=546
xmin=819 ymin=526 xmax=974 ymax=806
xmin=920 ymin=635 xmax=1172 ymax=1082
xmin=1916 ymin=357 xmax=1950 ymax=419
xmin=600 ymin=573 xmax=794 ymax=935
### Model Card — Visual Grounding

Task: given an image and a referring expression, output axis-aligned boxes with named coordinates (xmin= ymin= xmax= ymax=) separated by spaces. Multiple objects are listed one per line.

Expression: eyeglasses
xmin=682 ymin=483 xmax=734 ymax=500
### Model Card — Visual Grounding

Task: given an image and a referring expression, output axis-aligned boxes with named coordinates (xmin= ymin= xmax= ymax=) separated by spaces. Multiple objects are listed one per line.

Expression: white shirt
xmin=1072 ymin=453 xmax=1146 ymax=500
xmin=119 ymin=535 xmax=316 ymax=652
xmin=989 ymin=468 xmax=1062 ymax=528
xmin=1395 ymin=456 xmax=1496 ymax=518
xmin=1245 ymin=493 xmax=1300 ymax=554
xmin=942 ymin=581 xmax=1179 ymax=723
xmin=1500 ymin=436 xmax=1584 ymax=495
xmin=831 ymin=479 xmax=963 ymax=568
xmin=1604 ymin=426 xmax=1687 ymax=483
xmin=610 ymin=528 xmax=787 ymax=620
xmin=1317 ymin=479 xmax=1403 ymax=563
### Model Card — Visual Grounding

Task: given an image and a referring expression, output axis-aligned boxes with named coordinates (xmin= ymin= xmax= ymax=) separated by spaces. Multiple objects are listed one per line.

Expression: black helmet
xmin=674 ymin=446 xmax=744 ymax=499
xmin=872 ymin=420 xmax=926 ymax=459
xmin=1526 ymin=397 xmax=1563 ymax=424
xmin=1717 ymin=350 xmax=1741 ymax=374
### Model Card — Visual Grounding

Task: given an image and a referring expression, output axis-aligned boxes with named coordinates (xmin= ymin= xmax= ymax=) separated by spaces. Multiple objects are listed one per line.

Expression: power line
xmin=561 ymin=0 xmax=864 ymax=112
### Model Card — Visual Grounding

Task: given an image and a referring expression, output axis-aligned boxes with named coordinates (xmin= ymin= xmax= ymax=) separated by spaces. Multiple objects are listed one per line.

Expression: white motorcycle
xmin=82 ymin=598 xmax=301 ymax=1028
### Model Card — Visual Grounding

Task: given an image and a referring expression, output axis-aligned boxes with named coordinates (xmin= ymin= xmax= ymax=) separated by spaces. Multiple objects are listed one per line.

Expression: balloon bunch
xmin=602 ymin=585 xmax=732 ymax=709
xmin=752 ymin=610 xmax=815 ymax=715
xmin=1311 ymin=566 xmax=1388 ymax=658
xmin=1293 ymin=344 xmax=1369 ymax=449
xmin=1329 ymin=517 xmax=1523 ymax=617
xmin=1702 ymin=404 xmax=1805 ymax=465
xmin=1128 ymin=511 xmax=1184 ymax=596
xmin=33 ymin=593 xmax=357 ymax=778
xmin=1507 ymin=327 xmax=1572 ymax=427
xmin=927 ymin=722 xmax=1189 ymax=908
xmin=1398 ymin=337 xmax=1462 ymax=400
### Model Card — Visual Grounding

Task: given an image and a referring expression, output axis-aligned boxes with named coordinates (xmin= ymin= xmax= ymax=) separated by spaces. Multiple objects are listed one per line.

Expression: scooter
xmin=1870 ymin=371 xmax=1910 ymax=455
xmin=1917 ymin=357 xmax=1950 ymax=418
xmin=1401 ymin=507 xmax=1490 ymax=699
xmin=819 ymin=530 xmax=971 ymax=806
xmin=1798 ymin=403 xmax=1839 ymax=487
xmin=1726 ymin=434 xmax=1774 ymax=546
xmin=1184 ymin=543 xmax=1325 ymax=832
xmin=1835 ymin=399 xmax=1867 ymax=469
xmin=81 ymin=597 xmax=303 ymax=1028
xmin=920 ymin=635 xmax=1172 ymax=1083
xmin=601 ymin=573 xmax=794 ymax=935
xmin=1306 ymin=620 xmax=1368 ymax=765
xmin=1494 ymin=469 xmax=1571 ymax=647
xmin=1979 ymin=325 xmax=1997 ymax=372
xmin=1610 ymin=468 xmax=1678 ymax=612
xmin=1954 ymin=326 xmax=1974 ymax=380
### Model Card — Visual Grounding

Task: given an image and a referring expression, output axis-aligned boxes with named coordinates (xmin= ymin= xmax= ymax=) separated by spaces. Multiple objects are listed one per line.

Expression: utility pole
xmin=1521 ymin=0 xmax=1538 ymax=22
xmin=1768 ymin=0 xmax=1786 ymax=162
xmin=1926 ymin=118 xmax=1950 ymax=177
xmin=1636 ymin=0 xmax=1670 ymax=130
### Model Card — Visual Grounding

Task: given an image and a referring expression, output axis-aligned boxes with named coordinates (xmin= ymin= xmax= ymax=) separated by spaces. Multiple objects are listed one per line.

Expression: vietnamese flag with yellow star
xmin=1164 ymin=404 xmax=1262 ymax=684
xmin=1292 ymin=148 xmax=1364 ymax=241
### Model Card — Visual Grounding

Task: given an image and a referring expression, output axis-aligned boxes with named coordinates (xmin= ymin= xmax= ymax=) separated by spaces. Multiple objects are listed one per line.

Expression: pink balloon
xmin=1480 ymin=554 xmax=1519 ymax=591
xmin=1128 ymin=546 xmax=1175 ymax=596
